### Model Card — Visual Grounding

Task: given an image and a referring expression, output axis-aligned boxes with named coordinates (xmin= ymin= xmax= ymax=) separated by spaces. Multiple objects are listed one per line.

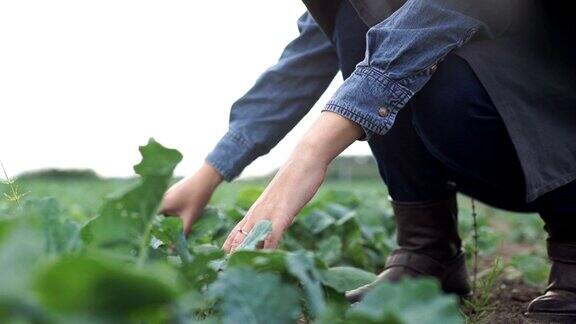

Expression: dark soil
xmin=483 ymin=277 xmax=543 ymax=324
xmin=466 ymin=238 xmax=573 ymax=324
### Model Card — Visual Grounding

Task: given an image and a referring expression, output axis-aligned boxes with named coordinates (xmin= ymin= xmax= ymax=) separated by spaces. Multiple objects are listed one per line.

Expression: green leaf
xmin=347 ymin=279 xmax=463 ymax=324
xmin=320 ymin=266 xmax=377 ymax=293
xmin=235 ymin=186 xmax=263 ymax=210
xmin=510 ymin=255 xmax=550 ymax=287
xmin=34 ymin=256 xmax=177 ymax=316
xmin=81 ymin=139 xmax=182 ymax=261
xmin=152 ymin=217 xmax=192 ymax=263
xmin=24 ymin=198 xmax=80 ymax=255
xmin=0 ymin=221 xmax=44 ymax=297
xmin=319 ymin=190 xmax=360 ymax=208
xmin=236 ymin=220 xmax=272 ymax=251
xmin=180 ymin=249 xmax=224 ymax=289
xmin=286 ymin=251 xmax=326 ymax=317
xmin=207 ymin=268 xmax=301 ymax=324
xmin=324 ymin=203 xmax=356 ymax=226
xmin=188 ymin=207 xmax=233 ymax=244
xmin=341 ymin=223 xmax=371 ymax=270
xmin=314 ymin=304 xmax=347 ymax=324
xmin=133 ymin=139 xmax=184 ymax=177
xmin=228 ymin=250 xmax=288 ymax=273
xmin=300 ymin=210 xmax=335 ymax=234
xmin=317 ymin=235 xmax=342 ymax=266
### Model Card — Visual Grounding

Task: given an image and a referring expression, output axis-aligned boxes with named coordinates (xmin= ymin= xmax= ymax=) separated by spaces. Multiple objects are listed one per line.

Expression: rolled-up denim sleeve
xmin=206 ymin=12 xmax=339 ymax=181
xmin=324 ymin=0 xmax=495 ymax=139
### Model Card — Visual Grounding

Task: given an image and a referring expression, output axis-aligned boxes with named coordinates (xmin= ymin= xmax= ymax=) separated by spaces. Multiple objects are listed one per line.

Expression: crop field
xmin=0 ymin=140 xmax=551 ymax=323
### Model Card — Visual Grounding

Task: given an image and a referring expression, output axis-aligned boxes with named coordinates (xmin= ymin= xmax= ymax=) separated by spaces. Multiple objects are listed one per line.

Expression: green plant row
xmin=0 ymin=139 xmax=464 ymax=323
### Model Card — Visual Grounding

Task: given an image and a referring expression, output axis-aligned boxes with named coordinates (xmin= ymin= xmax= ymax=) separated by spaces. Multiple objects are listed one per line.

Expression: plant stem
xmin=471 ymin=198 xmax=479 ymax=295
xmin=137 ymin=218 xmax=155 ymax=267
xmin=175 ymin=233 xmax=193 ymax=264
xmin=1 ymin=161 xmax=23 ymax=207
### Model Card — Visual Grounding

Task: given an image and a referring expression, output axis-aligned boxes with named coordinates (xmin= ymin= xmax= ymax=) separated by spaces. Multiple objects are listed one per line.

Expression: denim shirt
xmin=324 ymin=0 xmax=497 ymax=138
xmin=207 ymin=1 xmax=498 ymax=181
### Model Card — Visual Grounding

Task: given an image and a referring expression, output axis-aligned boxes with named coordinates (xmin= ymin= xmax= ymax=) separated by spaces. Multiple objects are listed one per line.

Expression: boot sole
xmin=525 ymin=311 xmax=576 ymax=323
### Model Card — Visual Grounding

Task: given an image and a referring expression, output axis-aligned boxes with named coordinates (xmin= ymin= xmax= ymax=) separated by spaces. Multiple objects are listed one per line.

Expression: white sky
xmin=0 ymin=0 xmax=371 ymax=178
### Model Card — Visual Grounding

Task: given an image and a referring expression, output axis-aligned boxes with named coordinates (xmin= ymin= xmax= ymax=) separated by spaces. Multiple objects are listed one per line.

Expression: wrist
xmin=197 ymin=162 xmax=224 ymax=191
xmin=258 ymin=154 xmax=327 ymax=217
xmin=292 ymin=112 xmax=362 ymax=167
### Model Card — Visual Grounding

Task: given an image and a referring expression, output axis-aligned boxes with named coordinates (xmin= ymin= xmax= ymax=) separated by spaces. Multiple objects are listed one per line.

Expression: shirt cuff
xmin=205 ymin=131 xmax=259 ymax=181
xmin=323 ymin=66 xmax=414 ymax=139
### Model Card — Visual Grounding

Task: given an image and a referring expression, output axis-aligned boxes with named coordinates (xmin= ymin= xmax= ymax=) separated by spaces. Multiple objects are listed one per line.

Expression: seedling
xmin=1 ymin=161 xmax=29 ymax=206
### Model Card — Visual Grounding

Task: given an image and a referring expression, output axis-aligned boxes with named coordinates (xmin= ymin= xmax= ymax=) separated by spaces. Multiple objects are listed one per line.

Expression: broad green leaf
xmin=181 ymin=248 xmax=225 ymax=288
xmin=324 ymin=203 xmax=356 ymax=225
xmin=235 ymin=186 xmax=263 ymax=210
xmin=510 ymin=255 xmax=550 ymax=286
xmin=24 ymin=198 xmax=80 ymax=255
xmin=319 ymin=190 xmax=360 ymax=208
xmin=283 ymin=221 xmax=317 ymax=250
xmin=0 ymin=222 xmax=44 ymax=297
xmin=286 ymin=251 xmax=326 ymax=318
xmin=314 ymin=304 xmax=347 ymax=324
xmin=347 ymin=279 xmax=463 ymax=324
xmin=81 ymin=139 xmax=182 ymax=261
xmin=173 ymin=291 xmax=220 ymax=323
xmin=152 ymin=217 xmax=192 ymax=263
xmin=320 ymin=266 xmax=377 ymax=292
xmin=188 ymin=207 xmax=233 ymax=244
xmin=236 ymin=220 xmax=272 ymax=251
xmin=34 ymin=256 xmax=177 ymax=316
xmin=133 ymin=139 xmax=184 ymax=177
xmin=228 ymin=250 xmax=287 ymax=273
xmin=317 ymin=235 xmax=342 ymax=266
xmin=207 ymin=268 xmax=301 ymax=324
xmin=300 ymin=210 xmax=335 ymax=234
xmin=153 ymin=218 xmax=223 ymax=288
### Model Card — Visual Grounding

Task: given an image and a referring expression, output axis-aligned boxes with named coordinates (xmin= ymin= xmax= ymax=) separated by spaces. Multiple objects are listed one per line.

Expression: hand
xmin=223 ymin=156 xmax=327 ymax=252
xmin=160 ymin=162 xmax=223 ymax=235
xmin=223 ymin=111 xmax=363 ymax=252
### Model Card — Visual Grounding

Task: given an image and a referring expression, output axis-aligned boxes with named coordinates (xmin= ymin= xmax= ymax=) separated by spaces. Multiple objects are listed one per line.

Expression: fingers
xmin=223 ymin=216 xmax=268 ymax=253
xmin=223 ymin=218 xmax=248 ymax=253
xmin=263 ymin=222 xmax=284 ymax=249
xmin=182 ymin=213 xmax=193 ymax=236
xmin=230 ymin=223 xmax=255 ymax=252
xmin=223 ymin=210 xmax=291 ymax=253
xmin=158 ymin=198 xmax=175 ymax=217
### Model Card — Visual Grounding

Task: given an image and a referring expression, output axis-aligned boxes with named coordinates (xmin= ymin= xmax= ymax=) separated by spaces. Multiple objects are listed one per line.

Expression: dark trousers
xmin=333 ymin=0 xmax=576 ymax=243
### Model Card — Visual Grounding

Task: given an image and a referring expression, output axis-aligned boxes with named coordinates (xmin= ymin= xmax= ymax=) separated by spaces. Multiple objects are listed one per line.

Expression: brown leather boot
xmin=526 ymin=241 xmax=576 ymax=322
xmin=346 ymin=196 xmax=471 ymax=303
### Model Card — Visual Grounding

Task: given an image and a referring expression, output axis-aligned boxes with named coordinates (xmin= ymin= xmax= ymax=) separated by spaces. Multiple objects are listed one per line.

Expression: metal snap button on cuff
xmin=378 ymin=107 xmax=390 ymax=117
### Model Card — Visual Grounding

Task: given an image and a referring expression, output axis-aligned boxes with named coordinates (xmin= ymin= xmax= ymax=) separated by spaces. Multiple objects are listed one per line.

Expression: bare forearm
xmin=224 ymin=111 xmax=363 ymax=251
xmin=293 ymin=111 xmax=364 ymax=165
xmin=196 ymin=162 xmax=224 ymax=191
xmin=261 ymin=111 xmax=363 ymax=215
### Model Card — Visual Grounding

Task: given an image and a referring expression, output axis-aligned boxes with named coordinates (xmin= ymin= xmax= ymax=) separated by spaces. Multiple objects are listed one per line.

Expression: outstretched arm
xmin=223 ymin=0 xmax=512 ymax=249
xmin=161 ymin=12 xmax=339 ymax=234
xmin=223 ymin=111 xmax=362 ymax=251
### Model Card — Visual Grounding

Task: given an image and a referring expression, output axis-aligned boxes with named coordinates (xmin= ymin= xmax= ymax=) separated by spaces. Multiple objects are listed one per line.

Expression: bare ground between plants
xmin=469 ymin=242 xmax=556 ymax=324
xmin=481 ymin=277 xmax=543 ymax=324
